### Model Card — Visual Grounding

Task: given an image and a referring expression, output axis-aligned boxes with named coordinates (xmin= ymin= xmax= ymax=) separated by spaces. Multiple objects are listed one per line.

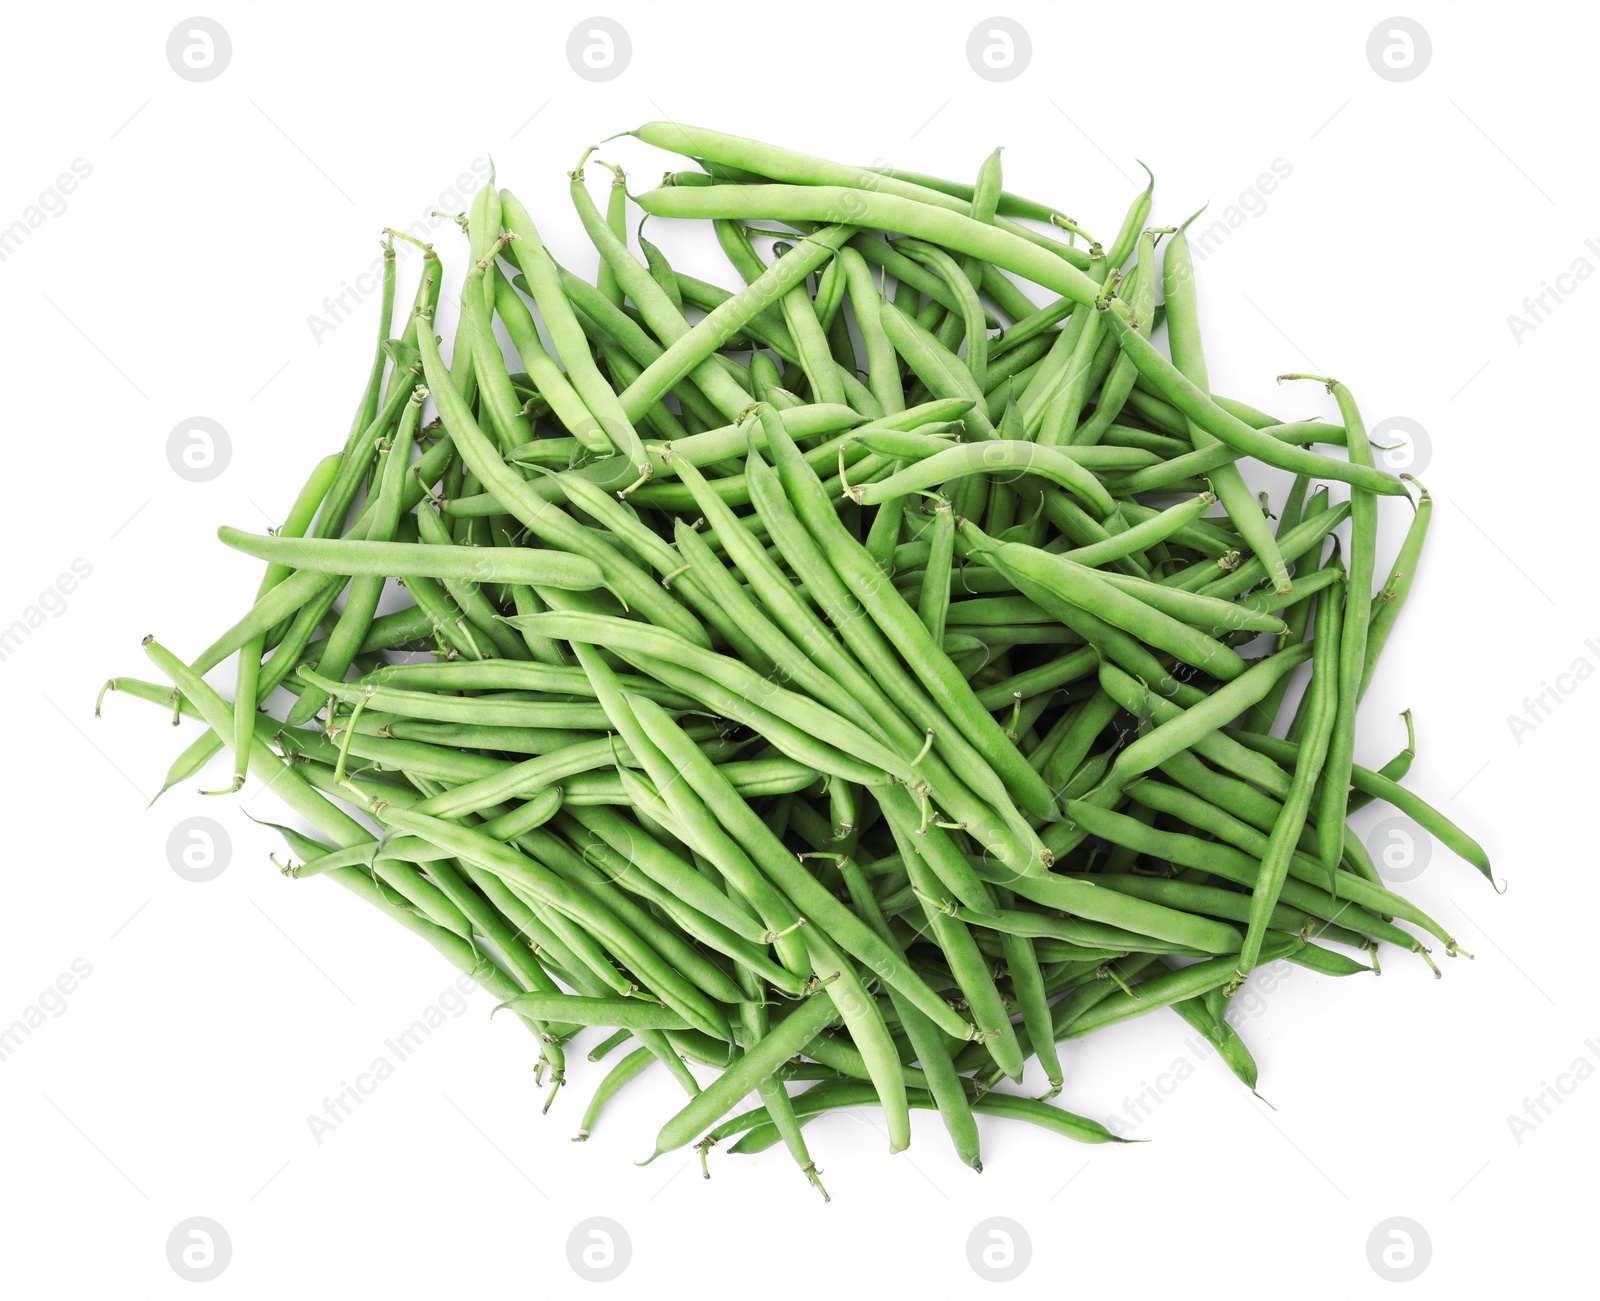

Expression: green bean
xmin=1225 ymin=730 xmax=1492 ymax=883
xmin=218 ymin=526 xmax=604 ymax=590
xmin=975 ymin=648 xmax=1099 ymax=713
xmin=142 ymin=638 xmax=369 ymax=847
xmin=629 ymin=691 xmax=975 ymax=1045
xmin=293 ymin=390 xmax=429 ymax=727
xmin=1097 ymin=662 xmax=1293 ymax=796
xmin=1059 ymin=492 xmax=1214 ymax=568
xmin=499 ymin=188 xmax=648 ymax=474
xmin=514 ymin=610 xmax=912 ymax=782
xmin=618 ymin=224 xmax=854 ymax=417
xmin=414 ymin=281 xmax=713 ymax=649
xmin=574 ymin=170 xmax=761 ymax=423
xmin=1236 ymin=582 xmax=1343 ymax=978
xmin=1093 ymin=308 xmax=1407 ymax=496
xmin=949 ymin=899 xmax=1193 ymax=956
xmin=915 ymin=502 xmax=956 ymax=644
xmin=978 ymin=840 xmax=1244 ymax=953
xmin=839 ymin=246 xmax=906 ymax=414
xmin=357 ymin=658 xmax=692 ymax=708
xmin=228 ymin=452 xmax=341 ymax=789
xmin=574 ymin=1045 xmax=654 ymax=1140
xmin=756 ymin=408 xmax=1057 ymax=839
xmin=1164 ymin=226 xmax=1291 ymax=591
xmin=854 ymin=439 xmax=1126 ymax=516
xmin=377 ymin=807 xmax=731 ymax=1040
xmin=727 ymin=1079 xmax=1125 ymax=1153
xmin=1059 ymin=796 xmax=1434 ymax=950
xmin=840 ymin=857 xmax=982 ymax=1169
xmin=312 ymin=343 xmax=428 ymax=542
xmin=744 ymin=450 xmax=1044 ymax=864
xmin=1281 ymin=378 xmax=1380 ymax=879
xmin=1195 ymin=499 xmax=1353 ymax=601
xmin=1105 ymin=418 xmax=1345 ymax=496
xmin=641 ymin=991 xmax=836 ymax=1163
xmin=1361 ymin=476 xmax=1431 ymax=700
xmin=561 ymin=804 xmax=782 ymax=947
xmin=632 ymin=123 xmax=1092 ymax=269
xmin=496 ymin=993 xmax=696 ymax=1033
xmin=1348 ymin=710 xmax=1416 ymax=814
xmin=1110 ymin=643 xmax=1314 ymax=784
xmin=1168 ymin=991 xmax=1259 ymax=1090
xmin=494 ymin=271 xmax=610 ymax=453
xmin=1084 ymin=873 xmax=1336 ymax=944
xmin=637 ymin=181 xmax=1101 ymax=309
xmin=1058 ymin=934 xmax=1310 ymax=1038
xmin=963 ymin=522 xmax=1249 ymax=683
xmin=1093 ymin=570 xmax=1286 ymax=637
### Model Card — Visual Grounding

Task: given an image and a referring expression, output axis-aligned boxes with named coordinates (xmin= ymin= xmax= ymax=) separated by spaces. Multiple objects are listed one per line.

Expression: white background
xmin=1 ymin=2 xmax=1594 ymax=1296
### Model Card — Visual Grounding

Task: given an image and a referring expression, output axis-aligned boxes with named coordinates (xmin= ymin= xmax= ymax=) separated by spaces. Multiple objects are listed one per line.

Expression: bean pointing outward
xmin=218 ymin=527 xmax=606 ymax=589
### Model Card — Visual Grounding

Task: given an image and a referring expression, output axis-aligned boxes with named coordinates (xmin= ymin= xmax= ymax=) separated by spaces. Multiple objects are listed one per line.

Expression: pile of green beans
xmin=103 ymin=123 xmax=1492 ymax=1196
